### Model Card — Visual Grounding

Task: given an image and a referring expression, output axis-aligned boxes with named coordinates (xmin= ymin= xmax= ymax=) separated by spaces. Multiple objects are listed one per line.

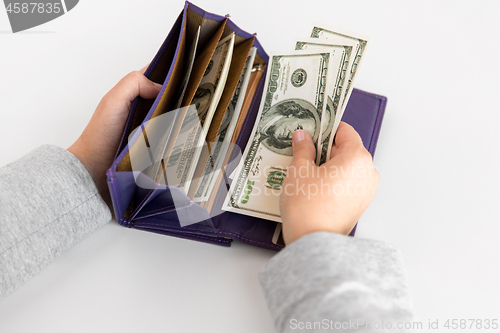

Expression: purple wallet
xmin=106 ymin=1 xmax=387 ymax=251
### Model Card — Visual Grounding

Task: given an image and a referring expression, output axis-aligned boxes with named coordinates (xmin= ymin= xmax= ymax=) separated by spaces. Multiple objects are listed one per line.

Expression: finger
xmin=135 ymin=73 xmax=162 ymax=100
xmin=330 ymin=122 xmax=363 ymax=158
xmin=108 ymin=71 xmax=162 ymax=104
xmin=330 ymin=141 xmax=338 ymax=158
xmin=291 ymin=130 xmax=316 ymax=164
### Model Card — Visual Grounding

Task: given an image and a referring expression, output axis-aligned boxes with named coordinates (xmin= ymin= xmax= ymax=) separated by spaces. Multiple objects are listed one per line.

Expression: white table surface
xmin=1 ymin=1 xmax=499 ymax=332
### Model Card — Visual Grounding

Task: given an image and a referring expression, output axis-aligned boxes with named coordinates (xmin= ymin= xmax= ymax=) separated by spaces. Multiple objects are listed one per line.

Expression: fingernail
xmin=293 ymin=130 xmax=306 ymax=144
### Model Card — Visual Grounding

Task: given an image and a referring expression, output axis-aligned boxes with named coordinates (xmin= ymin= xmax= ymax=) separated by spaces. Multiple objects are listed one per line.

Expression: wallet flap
xmin=115 ymin=11 xmax=185 ymax=172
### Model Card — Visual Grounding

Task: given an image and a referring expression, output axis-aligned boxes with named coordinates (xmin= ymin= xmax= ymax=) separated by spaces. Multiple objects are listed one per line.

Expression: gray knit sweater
xmin=0 ymin=146 xmax=414 ymax=332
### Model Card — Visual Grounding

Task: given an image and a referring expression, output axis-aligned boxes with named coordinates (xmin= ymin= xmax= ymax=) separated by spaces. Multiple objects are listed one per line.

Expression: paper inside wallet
xmin=116 ymin=7 xmax=264 ymax=221
xmin=187 ymin=37 xmax=255 ymax=200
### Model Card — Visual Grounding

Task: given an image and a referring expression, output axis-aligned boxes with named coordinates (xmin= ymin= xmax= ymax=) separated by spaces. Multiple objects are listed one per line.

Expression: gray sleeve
xmin=259 ymin=232 xmax=414 ymax=333
xmin=0 ymin=145 xmax=111 ymax=299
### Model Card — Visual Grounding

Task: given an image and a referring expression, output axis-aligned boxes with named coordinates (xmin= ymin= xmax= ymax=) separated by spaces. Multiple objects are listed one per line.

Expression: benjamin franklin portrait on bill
xmin=257 ymin=99 xmax=320 ymax=156
xmin=181 ymin=83 xmax=215 ymax=133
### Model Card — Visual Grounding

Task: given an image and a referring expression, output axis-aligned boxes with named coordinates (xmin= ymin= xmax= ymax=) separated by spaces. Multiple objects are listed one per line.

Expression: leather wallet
xmin=106 ymin=1 xmax=387 ymax=251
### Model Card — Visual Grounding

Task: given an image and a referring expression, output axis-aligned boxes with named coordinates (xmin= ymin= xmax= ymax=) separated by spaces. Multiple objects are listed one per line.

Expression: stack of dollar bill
xmin=151 ymin=29 xmax=266 ymax=209
xmin=149 ymin=25 xmax=368 ymax=224
xmin=221 ymin=26 xmax=369 ymax=222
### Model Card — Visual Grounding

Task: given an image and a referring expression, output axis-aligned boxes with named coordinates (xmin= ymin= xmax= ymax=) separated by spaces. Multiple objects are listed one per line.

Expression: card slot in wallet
xmin=123 ymin=19 xmax=229 ymax=219
xmin=114 ymin=13 xmax=183 ymax=164
xmin=209 ymin=69 xmax=268 ymax=227
xmin=115 ymin=17 xmax=228 ymax=220
xmin=125 ymin=16 xmax=259 ymax=221
xmin=180 ymin=19 xmax=227 ymax=108
xmin=202 ymin=64 xmax=266 ymax=213
xmin=188 ymin=37 xmax=255 ymax=199
xmin=204 ymin=38 xmax=256 ymax=148
xmin=115 ymin=9 xmax=226 ymax=173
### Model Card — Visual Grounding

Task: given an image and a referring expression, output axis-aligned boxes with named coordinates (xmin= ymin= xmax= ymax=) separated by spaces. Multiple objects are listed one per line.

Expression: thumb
xmin=107 ymin=71 xmax=162 ymax=106
xmin=291 ymin=130 xmax=316 ymax=164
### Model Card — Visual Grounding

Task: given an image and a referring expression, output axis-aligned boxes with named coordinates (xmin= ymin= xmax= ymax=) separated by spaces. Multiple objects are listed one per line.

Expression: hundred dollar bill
xmin=193 ymin=47 xmax=257 ymax=202
xmin=146 ymin=26 xmax=202 ymax=185
xmin=175 ymin=25 xmax=201 ymax=109
xmin=310 ymin=26 xmax=369 ymax=160
xmin=222 ymin=51 xmax=331 ymax=222
xmin=202 ymin=64 xmax=267 ymax=214
xmin=295 ymin=41 xmax=352 ymax=164
xmin=161 ymin=33 xmax=235 ymax=193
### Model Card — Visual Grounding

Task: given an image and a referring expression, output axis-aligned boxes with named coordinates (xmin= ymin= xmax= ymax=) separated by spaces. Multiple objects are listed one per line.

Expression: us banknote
xmin=192 ymin=47 xmax=257 ymax=202
xmin=222 ymin=51 xmax=332 ymax=222
xmin=161 ymin=33 xmax=235 ymax=193
xmin=310 ymin=26 xmax=369 ymax=160
xmin=295 ymin=41 xmax=351 ymax=164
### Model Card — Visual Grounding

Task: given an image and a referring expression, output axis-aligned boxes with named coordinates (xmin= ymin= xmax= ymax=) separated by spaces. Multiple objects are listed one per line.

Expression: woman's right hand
xmin=279 ymin=122 xmax=380 ymax=245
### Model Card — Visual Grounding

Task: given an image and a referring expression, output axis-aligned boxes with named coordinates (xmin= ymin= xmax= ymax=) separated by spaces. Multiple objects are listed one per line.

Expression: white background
xmin=1 ymin=0 xmax=500 ymax=332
